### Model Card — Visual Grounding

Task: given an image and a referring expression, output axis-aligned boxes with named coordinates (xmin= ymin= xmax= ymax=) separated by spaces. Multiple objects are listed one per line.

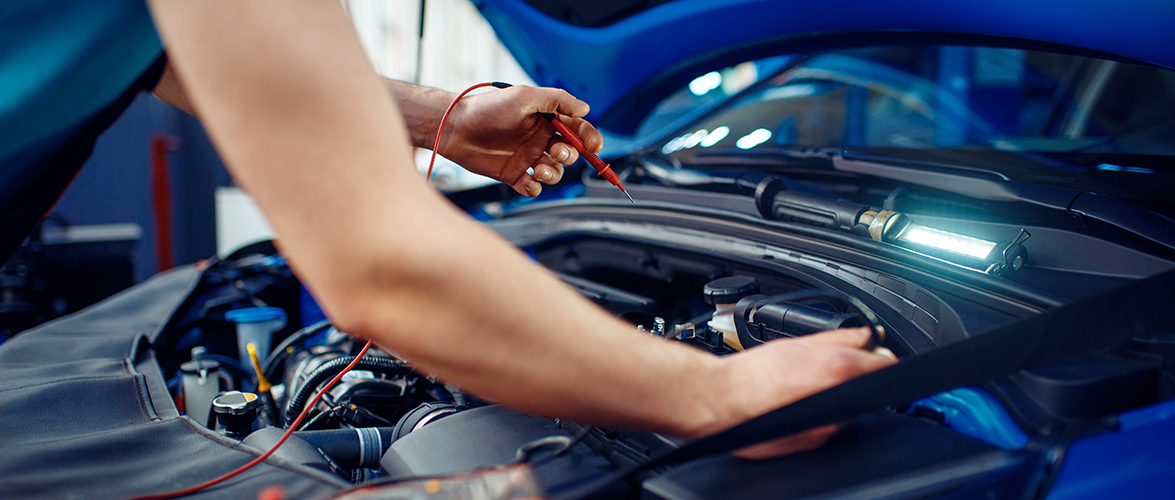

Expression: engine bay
xmin=150 ymin=226 xmax=1175 ymax=498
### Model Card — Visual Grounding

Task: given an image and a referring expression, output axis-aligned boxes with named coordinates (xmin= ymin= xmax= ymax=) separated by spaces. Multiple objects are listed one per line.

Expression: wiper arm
xmin=835 ymin=149 xmax=1012 ymax=180
xmin=694 ymin=147 xmax=1011 ymax=180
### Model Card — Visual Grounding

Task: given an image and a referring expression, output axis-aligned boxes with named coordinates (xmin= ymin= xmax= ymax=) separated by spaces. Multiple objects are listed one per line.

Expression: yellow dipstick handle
xmin=246 ymin=343 xmax=272 ymax=393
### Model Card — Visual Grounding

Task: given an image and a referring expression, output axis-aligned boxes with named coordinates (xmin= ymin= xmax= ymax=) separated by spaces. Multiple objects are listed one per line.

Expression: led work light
xmin=754 ymin=177 xmax=1030 ymax=276
xmin=858 ymin=209 xmax=1030 ymax=276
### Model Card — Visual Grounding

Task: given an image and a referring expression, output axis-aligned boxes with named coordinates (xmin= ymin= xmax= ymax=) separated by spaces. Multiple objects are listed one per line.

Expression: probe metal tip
xmin=623 ymin=190 xmax=635 ymax=204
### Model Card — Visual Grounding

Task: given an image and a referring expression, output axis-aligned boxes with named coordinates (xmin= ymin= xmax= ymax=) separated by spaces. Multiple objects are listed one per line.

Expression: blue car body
xmin=473 ymin=0 xmax=1175 ymax=131
xmin=1 ymin=1 xmax=1173 ymax=499
xmin=467 ymin=1 xmax=1175 ymax=498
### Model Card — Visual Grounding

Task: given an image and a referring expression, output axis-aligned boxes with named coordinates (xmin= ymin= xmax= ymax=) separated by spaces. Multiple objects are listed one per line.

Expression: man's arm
xmin=145 ymin=0 xmax=893 ymax=452
xmin=154 ymin=60 xmax=584 ymax=197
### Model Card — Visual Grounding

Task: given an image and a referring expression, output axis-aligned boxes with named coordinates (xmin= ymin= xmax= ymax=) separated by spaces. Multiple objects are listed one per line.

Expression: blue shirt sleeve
xmin=0 ymin=0 xmax=164 ymax=159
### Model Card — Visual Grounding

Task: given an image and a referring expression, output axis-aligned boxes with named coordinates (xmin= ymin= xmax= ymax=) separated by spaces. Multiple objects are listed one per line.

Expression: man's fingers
xmin=533 ymin=156 xmax=565 ymax=184
xmin=800 ymin=326 xmax=885 ymax=349
xmin=733 ymin=424 xmax=843 ymax=460
xmin=518 ymin=86 xmax=590 ymax=119
xmin=512 ymin=177 xmax=543 ymax=197
xmin=548 ymin=88 xmax=591 ymax=118
xmin=563 ymin=115 xmax=603 ymax=153
xmin=546 ymin=138 xmax=579 ymax=166
xmin=524 ymin=87 xmax=601 ymax=153
xmin=797 ymin=328 xmax=898 ymax=366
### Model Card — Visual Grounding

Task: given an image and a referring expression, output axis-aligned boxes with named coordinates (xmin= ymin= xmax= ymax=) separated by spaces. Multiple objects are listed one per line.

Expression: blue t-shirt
xmin=0 ymin=0 xmax=163 ymax=259
xmin=0 ymin=0 xmax=163 ymax=159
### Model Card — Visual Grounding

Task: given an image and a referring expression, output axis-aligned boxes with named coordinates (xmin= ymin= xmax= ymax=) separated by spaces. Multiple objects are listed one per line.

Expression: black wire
xmin=556 ymin=425 xmax=594 ymax=457
xmin=348 ymin=404 xmax=394 ymax=427
xmin=232 ymin=279 xmax=268 ymax=308
xmin=523 ymin=424 xmax=596 ymax=468
xmin=262 ymin=320 xmax=333 ymax=380
xmin=298 ymin=405 xmax=342 ymax=431
xmin=510 ymin=436 xmax=573 ymax=465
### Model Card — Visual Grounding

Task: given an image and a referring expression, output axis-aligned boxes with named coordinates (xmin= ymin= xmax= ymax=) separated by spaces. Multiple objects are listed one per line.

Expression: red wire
xmin=130 ymin=340 xmax=375 ymax=500
xmin=427 ymin=82 xmax=495 ymax=182
xmin=137 ymin=81 xmax=498 ymax=499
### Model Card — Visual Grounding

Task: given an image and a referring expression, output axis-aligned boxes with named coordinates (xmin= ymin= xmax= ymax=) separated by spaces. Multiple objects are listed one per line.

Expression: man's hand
xmin=435 ymin=85 xmax=601 ymax=197
xmin=696 ymin=327 xmax=898 ymax=459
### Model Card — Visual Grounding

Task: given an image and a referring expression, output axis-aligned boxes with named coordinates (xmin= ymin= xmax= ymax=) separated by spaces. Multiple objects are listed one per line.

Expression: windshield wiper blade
xmin=835 ymin=149 xmax=1012 ymax=180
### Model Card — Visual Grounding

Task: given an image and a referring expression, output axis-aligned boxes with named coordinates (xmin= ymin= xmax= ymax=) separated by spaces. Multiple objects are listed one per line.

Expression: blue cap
xmin=225 ymin=307 xmax=286 ymax=324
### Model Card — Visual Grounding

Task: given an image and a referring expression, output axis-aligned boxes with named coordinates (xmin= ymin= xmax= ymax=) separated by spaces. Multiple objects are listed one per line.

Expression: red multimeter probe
xmin=536 ymin=111 xmax=634 ymax=203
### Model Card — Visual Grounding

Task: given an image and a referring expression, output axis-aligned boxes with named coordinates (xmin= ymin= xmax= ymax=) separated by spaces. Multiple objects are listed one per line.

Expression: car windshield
xmin=659 ymin=45 xmax=1175 ymax=161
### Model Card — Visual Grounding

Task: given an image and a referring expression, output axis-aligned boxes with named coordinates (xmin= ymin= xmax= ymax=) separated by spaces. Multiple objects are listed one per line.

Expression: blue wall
xmin=50 ymin=93 xmax=230 ymax=283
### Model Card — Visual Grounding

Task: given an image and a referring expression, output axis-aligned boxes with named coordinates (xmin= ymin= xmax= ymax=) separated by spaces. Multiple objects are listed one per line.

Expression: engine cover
xmin=380 ymin=405 xmax=619 ymax=495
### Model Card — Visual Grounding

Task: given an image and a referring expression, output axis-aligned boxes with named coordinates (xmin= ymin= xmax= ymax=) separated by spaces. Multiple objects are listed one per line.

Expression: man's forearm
xmin=382 ymin=79 xmax=454 ymax=150
xmin=153 ymin=58 xmax=452 ymax=151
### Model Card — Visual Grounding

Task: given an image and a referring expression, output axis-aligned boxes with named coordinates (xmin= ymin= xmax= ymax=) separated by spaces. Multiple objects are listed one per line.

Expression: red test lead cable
xmin=427 ymin=82 xmax=497 ymax=182
xmin=129 ymin=340 xmax=375 ymax=500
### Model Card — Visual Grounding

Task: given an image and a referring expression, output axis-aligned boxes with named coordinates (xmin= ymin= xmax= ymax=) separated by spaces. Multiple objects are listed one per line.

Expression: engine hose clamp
xmin=356 ymin=427 xmax=383 ymax=469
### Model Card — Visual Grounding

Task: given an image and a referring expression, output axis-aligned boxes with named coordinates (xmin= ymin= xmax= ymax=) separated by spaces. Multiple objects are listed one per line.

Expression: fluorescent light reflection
xmin=761 ymin=83 xmax=818 ymax=100
xmin=1097 ymin=163 xmax=1156 ymax=173
xmin=735 ymin=128 xmax=772 ymax=150
xmin=689 ymin=71 xmax=723 ymax=96
xmin=662 ymin=126 xmax=735 ymax=154
xmin=684 ymin=129 xmax=708 ymax=149
xmin=896 ymin=224 xmax=997 ymax=260
xmin=662 ymin=135 xmax=686 ymax=155
xmin=701 ymin=127 xmax=729 ymax=147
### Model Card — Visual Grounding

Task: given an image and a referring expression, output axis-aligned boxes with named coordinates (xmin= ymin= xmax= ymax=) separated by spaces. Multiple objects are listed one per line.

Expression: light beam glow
xmin=896 ymin=224 xmax=997 ymax=260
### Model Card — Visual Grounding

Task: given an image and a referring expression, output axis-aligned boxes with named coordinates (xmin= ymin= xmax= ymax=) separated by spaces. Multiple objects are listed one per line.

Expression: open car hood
xmin=473 ymin=0 xmax=1175 ymax=134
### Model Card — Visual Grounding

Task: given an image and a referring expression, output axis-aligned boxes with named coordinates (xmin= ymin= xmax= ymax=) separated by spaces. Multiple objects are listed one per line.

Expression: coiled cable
xmin=284 ymin=355 xmax=413 ymax=426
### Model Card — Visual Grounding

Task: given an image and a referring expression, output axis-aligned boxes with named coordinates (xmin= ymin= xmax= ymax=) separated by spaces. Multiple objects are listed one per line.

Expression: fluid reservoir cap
xmin=704 ymin=276 xmax=760 ymax=305
xmin=212 ymin=391 xmax=260 ymax=416
xmin=179 ymin=359 xmax=220 ymax=375
xmin=225 ymin=306 xmax=285 ymax=324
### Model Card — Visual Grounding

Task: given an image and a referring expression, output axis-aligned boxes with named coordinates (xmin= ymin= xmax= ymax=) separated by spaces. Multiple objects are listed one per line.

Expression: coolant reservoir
xmin=703 ymin=276 xmax=760 ymax=351
xmin=181 ymin=358 xmax=226 ymax=428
